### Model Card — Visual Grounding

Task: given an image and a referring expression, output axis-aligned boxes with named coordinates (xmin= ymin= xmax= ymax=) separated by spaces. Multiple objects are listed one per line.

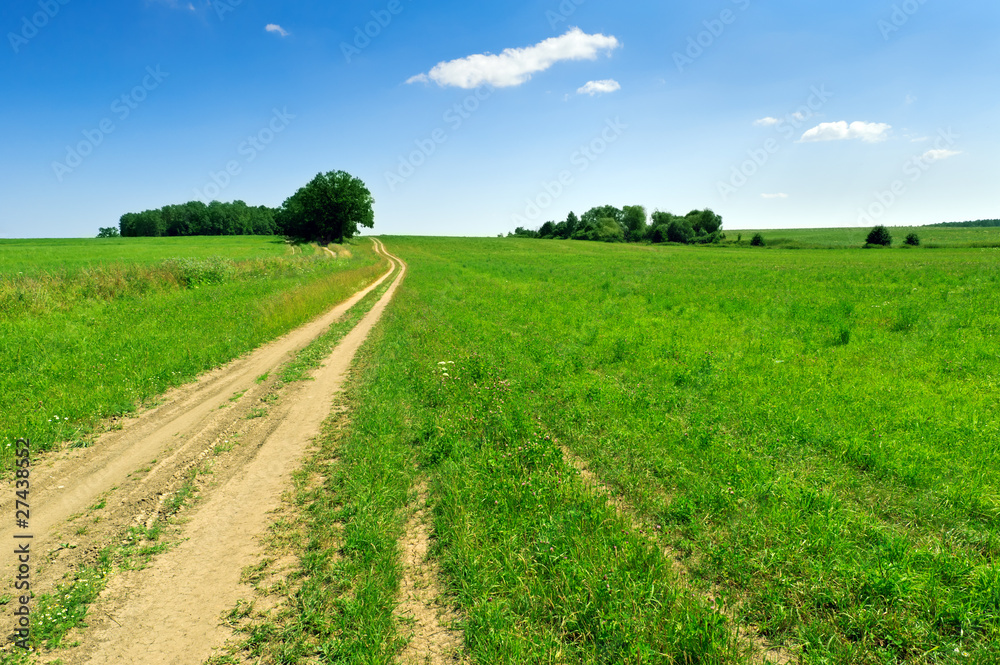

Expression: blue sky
xmin=1 ymin=0 xmax=997 ymax=238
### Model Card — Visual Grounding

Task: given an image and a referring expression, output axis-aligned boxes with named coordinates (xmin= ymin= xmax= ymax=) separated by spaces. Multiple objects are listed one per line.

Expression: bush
xmin=667 ymin=219 xmax=695 ymax=244
xmin=866 ymin=225 xmax=893 ymax=246
xmin=750 ymin=233 xmax=765 ymax=247
xmin=904 ymin=232 xmax=920 ymax=246
xmin=97 ymin=227 xmax=120 ymax=238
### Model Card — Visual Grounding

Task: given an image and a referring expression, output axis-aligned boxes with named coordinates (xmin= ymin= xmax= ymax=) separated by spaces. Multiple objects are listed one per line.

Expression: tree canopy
xmin=510 ymin=205 xmax=723 ymax=245
xmin=277 ymin=171 xmax=374 ymax=244
xmin=112 ymin=170 xmax=374 ymax=243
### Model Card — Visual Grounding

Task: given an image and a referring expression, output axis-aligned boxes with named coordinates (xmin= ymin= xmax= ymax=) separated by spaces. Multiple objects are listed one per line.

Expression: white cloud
xmin=754 ymin=117 xmax=780 ymax=127
xmin=922 ymin=149 xmax=962 ymax=162
xmin=761 ymin=193 xmax=789 ymax=199
xmin=905 ymin=94 xmax=917 ymax=105
xmin=406 ymin=27 xmax=621 ymax=89
xmin=799 ymin=121 xmax=891 ymax=143
xmin=577 ymin=79 xmax=621 ymax=96
xmin=265 ymin=24 xmax=289 ymax=37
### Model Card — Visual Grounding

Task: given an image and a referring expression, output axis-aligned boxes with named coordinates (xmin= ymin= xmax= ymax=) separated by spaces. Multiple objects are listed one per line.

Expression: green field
xmin=251 ymin=236 xmax=1000 ymax=664
xmin=734 ymin=225 xmax=1000 ymax=249
xmin=1 ymin=237 xmax=384 ymax=457
xmin=0 ymin=236 xmax=301 ymax=276
xmin=6 ymin=232 xmax=1000 ymax=663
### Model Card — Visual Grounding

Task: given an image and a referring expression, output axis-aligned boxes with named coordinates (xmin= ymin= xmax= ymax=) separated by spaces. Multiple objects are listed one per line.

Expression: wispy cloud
xmin=406 ymin=27 xmax=621 ymax=89
xmin=799 ymin=120 xmax=891 ymax=143
xmin=761 ymin=193 xmax=789 ymax=199
xmin=265 ymin=24 xmax=289 ymax=37
xmin=753 ymin=117 xmax=780 ymax=127
xmin=577 ymin=79 xmax=621 ymax=96
xmin=922 ymin=148 xmax=962 ymax=162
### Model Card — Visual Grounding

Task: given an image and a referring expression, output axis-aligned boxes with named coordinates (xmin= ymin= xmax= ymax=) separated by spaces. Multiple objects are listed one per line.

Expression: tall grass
xmin=349 ymin=237 xmax=998 ymax=663
xmin=1 ymin=240 xmax=385 ymax=459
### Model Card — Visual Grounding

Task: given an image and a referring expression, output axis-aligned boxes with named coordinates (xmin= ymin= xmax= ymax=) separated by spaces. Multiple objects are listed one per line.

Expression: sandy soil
xmin=1 ymin=239 xmax=404 ymax=664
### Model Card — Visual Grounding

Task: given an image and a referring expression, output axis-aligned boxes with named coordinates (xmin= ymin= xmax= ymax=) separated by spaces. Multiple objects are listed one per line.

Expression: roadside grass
xmin=0 ymin=239 xmax=386 ymax=461
xmin=0 ymin=236 xmax=300 ymax=276
xmin=217 ymin=263 xmax=411 ymax=664
xmin=338 ymin=236 xmax=997 ymax=663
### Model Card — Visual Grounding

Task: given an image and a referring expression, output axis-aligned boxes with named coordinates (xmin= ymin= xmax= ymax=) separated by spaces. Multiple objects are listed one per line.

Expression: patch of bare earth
xmin=561 ymin=447 xmax=795 ymax=665
xmin=0 ymin=240 xmax=404 ymax=664
xmin=396 ymin=480 xmax=465 ymax=665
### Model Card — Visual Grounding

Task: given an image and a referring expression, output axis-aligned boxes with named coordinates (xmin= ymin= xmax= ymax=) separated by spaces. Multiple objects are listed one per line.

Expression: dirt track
xmin=2 ymin=238 xmax=405 ymax=664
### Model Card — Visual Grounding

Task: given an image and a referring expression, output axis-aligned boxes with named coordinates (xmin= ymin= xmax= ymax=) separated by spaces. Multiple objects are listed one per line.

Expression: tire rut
xmin=0 ymin=239 xmax=403 ymax=663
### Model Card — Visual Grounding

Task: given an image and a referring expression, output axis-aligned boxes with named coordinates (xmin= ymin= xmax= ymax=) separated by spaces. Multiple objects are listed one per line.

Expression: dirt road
xmin=2 ymin=238 xmax=405 ymax=664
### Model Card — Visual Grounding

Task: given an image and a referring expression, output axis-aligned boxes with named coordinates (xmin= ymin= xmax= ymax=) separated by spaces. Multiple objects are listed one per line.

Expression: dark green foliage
xmin=510 ymin=206 xmax=723 ymax=246
xmin=572 ymin=217 xmax=625 ymax=243
xmin=120 ymin=200 xmax=278 ymax=237
xmin=622 ymin=205 xmax=648 ymax=242
xmin=751 ymin=233 xmax=765 ymax=247
xmin=666 ymin=218 xmax=694 ymax=244
xmin=565 ymin=211 xmax=580 ymax=237
xmin=866 ymin=225 xmax=893 ymax=247
xmin=276 ymin=170 xmax=374 ymax=245
xmin=96 ymin=227 xmax=120 ymax=238
xmin=905 ymin=232 xmax=921 ymax=246
xmin=928 ymin=219 xmax=1000 ymax=228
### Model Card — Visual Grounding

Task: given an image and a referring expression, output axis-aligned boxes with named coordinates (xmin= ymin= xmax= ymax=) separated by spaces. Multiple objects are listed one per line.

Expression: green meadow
xmin=1 ymin=237 xmax=384 ymax=458
xmin=258 ymin=235 xmax=1000 ymax=664
xmin=736 ymin=225 xmax=1000 ymax=249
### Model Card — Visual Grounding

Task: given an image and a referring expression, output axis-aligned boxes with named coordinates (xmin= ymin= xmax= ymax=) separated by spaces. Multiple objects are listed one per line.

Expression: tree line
xmin=927 ymin=219 xmax=1000 ymax=228
xmin=110 ymin=171 xmax=375 ymax=244
xmin=509 ymin=206 xmax=723 ymax=244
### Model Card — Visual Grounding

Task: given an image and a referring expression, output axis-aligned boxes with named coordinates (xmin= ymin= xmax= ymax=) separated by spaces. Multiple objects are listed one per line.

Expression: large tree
xmin=277 ymin=171 xmax=374 ymax=244
xmin=622 ymin=205 xmax=647 ymax=242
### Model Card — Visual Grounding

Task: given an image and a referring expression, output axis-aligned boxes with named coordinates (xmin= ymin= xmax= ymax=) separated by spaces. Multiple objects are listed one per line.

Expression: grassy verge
xmin=1 ymin=240 xmax=386 ymax=461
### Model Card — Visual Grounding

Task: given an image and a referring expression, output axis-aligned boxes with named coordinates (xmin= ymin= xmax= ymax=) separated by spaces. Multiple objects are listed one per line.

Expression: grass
xmin=0 ymin=237 xmax=387 ymax=461
xmin=247 ymin=236 xmax=999 ymax=663
xmin=730 ymin=225 xmax=1000 ymax=248
xmin=0 ymin=236 xmax=303 ymax=276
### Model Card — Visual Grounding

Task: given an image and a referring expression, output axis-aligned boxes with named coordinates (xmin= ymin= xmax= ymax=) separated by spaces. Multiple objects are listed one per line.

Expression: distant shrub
xmin=750 ymin=233 xmax=765 ymax=247
xmin=905 ymin=232 xmax=921 ymax=246
xmin=97 ymin=227 xmax=120 ymax=238
xmin=667 ymin=219 xmax=694 ymax=244
xmin=866 ymin=225 xmax=893 ymax=246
